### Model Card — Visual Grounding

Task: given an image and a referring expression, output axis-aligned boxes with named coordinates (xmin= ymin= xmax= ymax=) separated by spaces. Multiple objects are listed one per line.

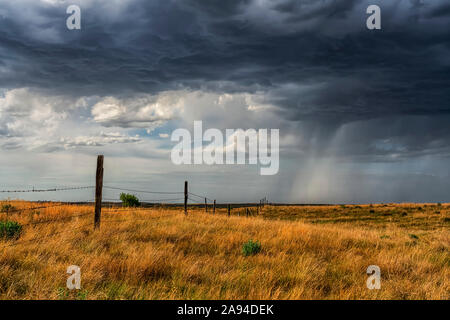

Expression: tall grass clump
xmin=0 ymin=221 xmax=22 ymax=239
xmin=242 ymin=240 xmax=262 ymax=256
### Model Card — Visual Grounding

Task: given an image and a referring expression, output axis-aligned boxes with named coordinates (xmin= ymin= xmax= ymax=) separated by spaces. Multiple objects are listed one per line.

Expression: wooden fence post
xmin=94 ymin=155 xmax=104 ymax=230
xmin=184 ymin=181 xmax=188 ymax=215
xmin=227 ymin=204 xmax=231 ymax=217
xmin=205 ymin=198 xmax=208 ymax=213
xmin=246 ymin=208 xmax=249 ymax=217
xmin=213 ymin=200 xmax=216 ymax=214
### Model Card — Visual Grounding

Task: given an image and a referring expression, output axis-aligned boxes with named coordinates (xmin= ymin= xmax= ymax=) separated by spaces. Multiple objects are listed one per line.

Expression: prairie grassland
xmin=0 ymin=201 xmax=448 ymax=300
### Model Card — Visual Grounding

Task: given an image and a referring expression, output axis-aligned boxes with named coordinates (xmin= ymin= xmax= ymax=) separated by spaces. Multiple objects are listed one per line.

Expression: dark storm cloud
xmin=1 ymin=0 xmax=450 ymax=160
xmin=426 ymin=2 xmax=450 ymax=18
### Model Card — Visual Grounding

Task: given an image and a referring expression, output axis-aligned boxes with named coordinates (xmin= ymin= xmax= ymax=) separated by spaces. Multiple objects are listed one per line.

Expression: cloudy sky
xmin=1 ymin=0 xmax=450 ymax=203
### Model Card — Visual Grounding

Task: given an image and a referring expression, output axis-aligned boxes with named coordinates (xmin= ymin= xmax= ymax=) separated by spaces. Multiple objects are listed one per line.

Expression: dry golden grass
xmin=0 ymin=201 xmax=448 ymax=300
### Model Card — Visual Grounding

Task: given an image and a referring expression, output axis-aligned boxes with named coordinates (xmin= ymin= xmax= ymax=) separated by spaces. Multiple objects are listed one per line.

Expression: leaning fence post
xmin=94 ymin=155 xmax=104 ymax=230
xmin=184 ymin=181 xmax=188 ymax=215
xmin=213 ymin=200 xmax=216 ymax=214
xmin=227 ymin=204 xmax=231 ymax=217
xmin=205 ymin=198 xmax=208 ymax=213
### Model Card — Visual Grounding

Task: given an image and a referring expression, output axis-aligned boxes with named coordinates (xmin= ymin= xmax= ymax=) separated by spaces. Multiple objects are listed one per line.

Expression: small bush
xmin=1 ymin=204 xmax=14 ymax=213
xmin=409 ymin=234 xmax=419 ymax=240
xmin=0 ymin=221 xmax=22 ymax=239
xmin=120 ymin=193 xmax=140 ymax=207
xmin=242 ymin=240 xmax=262 ymax=256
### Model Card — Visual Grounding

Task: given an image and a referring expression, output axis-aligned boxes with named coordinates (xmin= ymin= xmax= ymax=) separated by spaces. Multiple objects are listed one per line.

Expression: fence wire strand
xmin=0 ymin=186 xmax=94 ymax=193
xmin=103 ymin=185 xmax=183 ymax=195
xmin=188 ymin=192 xmax=213 ymax=202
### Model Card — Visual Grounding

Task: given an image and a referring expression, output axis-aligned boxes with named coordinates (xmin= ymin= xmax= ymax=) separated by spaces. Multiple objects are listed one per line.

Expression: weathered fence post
xmin=205 ymin=198 xmax=208 ymax=213
xmin=213 ymin=200 xmax=216 ymax=214
xmin=184 ymin=181 xmax=188 ymax=215
xmin=94 ymin=155 xmax=104 ymax=230
xmin=227 ymin=204 xmax=231 ymax=217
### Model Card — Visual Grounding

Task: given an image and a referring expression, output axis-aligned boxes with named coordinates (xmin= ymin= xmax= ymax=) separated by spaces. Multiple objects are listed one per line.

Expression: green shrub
xmin=120 ymin=193 xmax=140 ymax=207
xmin=0 ymin=221 xmax=22 ymax=239
xmin=1 ymin=204 xmax=14 ymax=213
xmin=242 ymin=240 xmax=262 ymax=256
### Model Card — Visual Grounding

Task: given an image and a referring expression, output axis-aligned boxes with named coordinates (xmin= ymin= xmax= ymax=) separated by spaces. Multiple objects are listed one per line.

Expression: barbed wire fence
xmin=0 ymin=155 xmax=270 ymax=248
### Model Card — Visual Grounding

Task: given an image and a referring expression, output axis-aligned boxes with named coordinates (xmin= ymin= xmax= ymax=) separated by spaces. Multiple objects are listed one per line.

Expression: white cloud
xmin=91 ymin=93 xmax=185 ymax=129
xmin=90 ymin=89 xmax=283 ymax=136
xmin=59 ymin=132 xmax=141 ymax=149
xmin=0 ymin=88 xmax=143 ymax=152
xmin=0 ymin=88 xmax=70 ymax=139
xmin=0 ymin=87 xmax=292 ymax=156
